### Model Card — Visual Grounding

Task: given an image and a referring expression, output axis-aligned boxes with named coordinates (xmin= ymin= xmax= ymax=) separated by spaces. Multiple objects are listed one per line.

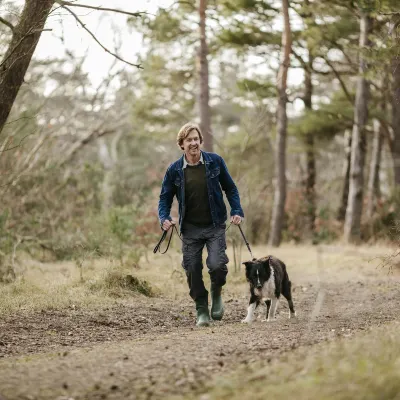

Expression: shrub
xmin=87 ymin=269 xmax=154 ymax=297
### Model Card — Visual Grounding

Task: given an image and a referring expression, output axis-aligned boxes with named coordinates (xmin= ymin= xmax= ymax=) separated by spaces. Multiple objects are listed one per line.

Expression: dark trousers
xmin=181 ymin=222 xmax=229 ymax=301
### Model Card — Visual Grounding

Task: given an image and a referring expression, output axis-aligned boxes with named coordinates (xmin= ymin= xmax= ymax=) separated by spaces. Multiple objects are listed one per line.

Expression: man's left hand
xmin=230 ymin=215 xmax=242 ymax=225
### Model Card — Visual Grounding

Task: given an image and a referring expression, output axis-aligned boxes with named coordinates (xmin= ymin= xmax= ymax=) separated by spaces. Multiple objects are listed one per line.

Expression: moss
xmin=87 ymin=271 xmax=154 ymax=297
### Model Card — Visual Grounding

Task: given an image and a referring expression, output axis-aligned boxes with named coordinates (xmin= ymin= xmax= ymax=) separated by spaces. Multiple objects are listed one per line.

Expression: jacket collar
xmin=183 ymin=152 xmax=204 ymax=168
xmin=177 ymin=150 xmax=211 ymax=170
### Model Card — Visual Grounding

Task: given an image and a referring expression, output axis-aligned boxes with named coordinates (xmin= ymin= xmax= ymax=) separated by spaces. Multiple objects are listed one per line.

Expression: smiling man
xmin=158 ymin=122 xmax=244 ymax=327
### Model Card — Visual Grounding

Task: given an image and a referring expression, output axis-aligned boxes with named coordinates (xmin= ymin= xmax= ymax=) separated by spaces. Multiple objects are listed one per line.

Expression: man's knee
xmin=207 ymin=260 xmax=228 ymax=273
xmin=182 ymin=255 xmax=203 ymax=274
xmin=208 ymin=263 xmax=228 ymax=286
xmin=206 ymin=250 xmax=229 ymax=271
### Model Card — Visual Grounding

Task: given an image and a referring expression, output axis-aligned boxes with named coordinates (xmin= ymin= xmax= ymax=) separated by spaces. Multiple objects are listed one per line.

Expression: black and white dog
xmin=242 ymin=256 xmax=296 ymax=323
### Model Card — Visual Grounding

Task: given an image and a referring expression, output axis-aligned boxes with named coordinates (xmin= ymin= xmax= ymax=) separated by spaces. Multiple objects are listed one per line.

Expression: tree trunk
xmin=344 ymin=13 xmax=372 ymax=242
xmin=268 ymin=0 xmax=291 ymax=247
xmin=366 ymin=118 xmax=383 ymax=219
xmin=366 ymin=69 xmax=388 ymax=219
xmin=0 ymin=0 xmax=55 ymax=135
xmin=303 ymin=54 xmax=316 ymax=238
xmin=198 ymin=0 xmax=212 ymax=151
xmin=391 ymin=20 xmax=400 ymax=186
xmin=337 ymin=130 xmax=352 ymax=221
xmin=98 ymin=132 xmax=123 ymax=211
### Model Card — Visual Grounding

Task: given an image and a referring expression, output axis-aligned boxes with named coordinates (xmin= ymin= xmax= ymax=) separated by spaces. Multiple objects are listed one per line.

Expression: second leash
xmin=154 ymin=222 xmax=255 ymax=261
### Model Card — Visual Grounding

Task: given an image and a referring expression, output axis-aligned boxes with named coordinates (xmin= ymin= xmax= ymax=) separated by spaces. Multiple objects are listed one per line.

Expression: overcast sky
xmin=3 ymin=0 xmax=303 ymax=110
xmin=34 ymin=0 xmax=173 ymax=86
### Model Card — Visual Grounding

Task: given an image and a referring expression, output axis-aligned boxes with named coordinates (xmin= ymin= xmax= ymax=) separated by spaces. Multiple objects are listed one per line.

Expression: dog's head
xmin=243 ymin=257 xmax=272 ymax=290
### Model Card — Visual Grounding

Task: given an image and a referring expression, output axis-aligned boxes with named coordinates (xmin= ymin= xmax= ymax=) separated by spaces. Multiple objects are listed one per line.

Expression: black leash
xmin=153 ymin=227 xmax=175 ymax=254
xmin=237 ymin=224 xmax=256 ymax=261
xmin=153 ymin=223 xmax=232 ymax=254
xmin=153 ymin=222 xmax=255 ymax=260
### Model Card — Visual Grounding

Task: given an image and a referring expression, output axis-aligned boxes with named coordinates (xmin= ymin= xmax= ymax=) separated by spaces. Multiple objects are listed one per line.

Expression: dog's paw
xmin=241 ymin=318 xmax=253 ymax=324
xmin=289 ymin=311 xmax=298 ymax=322
xmin=266 ymin=317 xmax=276 ymax=323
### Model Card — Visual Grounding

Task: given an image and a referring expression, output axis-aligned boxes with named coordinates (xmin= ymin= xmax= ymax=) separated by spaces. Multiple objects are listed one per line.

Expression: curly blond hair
xmin=176 ymin=122 xmax=203 ymax=150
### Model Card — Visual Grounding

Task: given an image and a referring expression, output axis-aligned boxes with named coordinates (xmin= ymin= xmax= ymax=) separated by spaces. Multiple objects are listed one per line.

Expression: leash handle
xmin=237 ymin=224 xmax=256 ymax=261
xmin=153 ymin=223 xmax=232 ymax=255
xmin=153 ymin=228 xmax=173 ymax=254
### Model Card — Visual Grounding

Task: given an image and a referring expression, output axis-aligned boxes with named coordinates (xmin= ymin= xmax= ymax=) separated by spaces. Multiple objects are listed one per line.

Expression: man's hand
xmin=162 ymin=219 xmax=176 ymax=231
xmin=230 ymin=215 xmax=242 ymax=225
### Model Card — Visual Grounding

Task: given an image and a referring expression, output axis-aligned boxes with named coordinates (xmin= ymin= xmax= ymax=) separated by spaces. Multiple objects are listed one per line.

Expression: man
xmin=158 ymin=122 xmax=244 ymax=327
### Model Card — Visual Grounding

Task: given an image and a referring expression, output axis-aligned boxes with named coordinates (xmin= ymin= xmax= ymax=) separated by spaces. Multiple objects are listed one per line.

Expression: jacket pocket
xmin=209 ymin=167 xmax=220 ymax=179
xmin=174 ymin=177 xmax=181 ymax=187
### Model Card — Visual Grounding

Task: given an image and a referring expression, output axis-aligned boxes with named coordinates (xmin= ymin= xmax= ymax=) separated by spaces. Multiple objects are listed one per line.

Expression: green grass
xmin=0 ymin=261 xmax=154 ymax=315
xmin=0 ymin=280 xmax=102 ymax=314
xmin=188 ymin=321 xmax=400 ymax=400
xmin=0 ymin=243 xmax=396 ymax=315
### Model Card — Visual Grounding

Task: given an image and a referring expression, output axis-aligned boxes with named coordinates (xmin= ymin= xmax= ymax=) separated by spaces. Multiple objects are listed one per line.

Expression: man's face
xmin=182 ymin=129 xmax=201 ymax=157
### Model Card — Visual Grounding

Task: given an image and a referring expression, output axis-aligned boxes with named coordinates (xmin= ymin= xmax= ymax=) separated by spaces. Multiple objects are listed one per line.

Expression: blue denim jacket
xmin=158 ymin=151 xmax=244 ymax=230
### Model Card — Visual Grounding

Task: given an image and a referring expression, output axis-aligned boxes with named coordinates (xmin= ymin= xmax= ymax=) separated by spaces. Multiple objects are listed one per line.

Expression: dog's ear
xmin=242 ymin=261 xmax=252 ymax=280
xmin=242 ymin=261 xmax=252 ymax=272
xmin=261 ymin=256 xmax=271 ymax=271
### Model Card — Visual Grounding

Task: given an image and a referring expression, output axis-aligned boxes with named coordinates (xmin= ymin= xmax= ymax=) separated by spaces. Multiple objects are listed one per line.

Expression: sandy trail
xmin=0 ymin=246 xmax=399 ymax=400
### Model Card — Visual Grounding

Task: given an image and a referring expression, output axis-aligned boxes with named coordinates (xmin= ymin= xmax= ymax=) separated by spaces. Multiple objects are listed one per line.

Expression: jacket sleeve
xmin=218 ymin=156 xmax=244 ymax=218
xmin=158 ymin=165 xmax=176 ymax=226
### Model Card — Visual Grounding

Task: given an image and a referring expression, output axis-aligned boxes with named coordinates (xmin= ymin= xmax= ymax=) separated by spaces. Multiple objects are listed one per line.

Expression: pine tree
xmin=269 ymin=0 xmax=292 ymax=247
xmin=344 ymin=8 xmax=373 ymax=242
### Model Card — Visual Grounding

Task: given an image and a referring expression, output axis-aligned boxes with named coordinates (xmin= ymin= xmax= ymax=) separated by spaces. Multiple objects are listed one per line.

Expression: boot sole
xmin=211 ymin=309 xmax=224 ymax=321
xmin=196 ymin=320 xmax=210 ymax=327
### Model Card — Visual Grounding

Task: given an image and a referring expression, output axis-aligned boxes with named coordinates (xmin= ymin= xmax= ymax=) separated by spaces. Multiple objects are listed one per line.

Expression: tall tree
xmin=366 ymin=120 xmax=383 ymax=218
xmin=344 ymin=10 xmax=373 ymax=242
xmin=198 ymin=0 xmax=212 ymax=151
xmin=390 ymin=18 xmax=400 ymax=187
xmin=303 ymin=57 xmax=316 ymax=238
xmin=0 ymin=1 xmax=143 ymax=136
xmin=269 ymin=0 xmax=292 ymax=247
xmin=295 ymin=0 xmax=317 ymax=239
xmin=337 ymin=130 xmax=352 ymax=221
xmin=0 ymin=0 xmax=55 ymax=135
xmin=366 ymin=70 xmax=388 ymax=219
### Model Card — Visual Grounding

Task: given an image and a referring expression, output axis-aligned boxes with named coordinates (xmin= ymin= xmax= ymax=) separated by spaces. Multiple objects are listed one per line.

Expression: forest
xmin=0 ymin=0 xmax=399 ymax=280
xmin=0 ymin=1 xmax=400 ymax=399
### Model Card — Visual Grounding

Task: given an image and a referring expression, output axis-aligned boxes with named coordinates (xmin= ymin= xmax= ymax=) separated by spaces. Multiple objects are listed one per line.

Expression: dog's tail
xmin=281 ymin=261 xmax=290 ymax=281
xmin=282 ymin=268 xmax=292 ymax=298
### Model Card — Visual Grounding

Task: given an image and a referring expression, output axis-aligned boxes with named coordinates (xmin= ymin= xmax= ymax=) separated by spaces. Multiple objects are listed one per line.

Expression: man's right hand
xmin=162 ymin=219 xmax=176 ymax=231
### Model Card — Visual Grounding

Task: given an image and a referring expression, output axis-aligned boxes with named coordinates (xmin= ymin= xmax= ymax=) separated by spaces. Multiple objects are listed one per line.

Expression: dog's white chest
xmin=256 ymin=266 xmax=276 ymax=299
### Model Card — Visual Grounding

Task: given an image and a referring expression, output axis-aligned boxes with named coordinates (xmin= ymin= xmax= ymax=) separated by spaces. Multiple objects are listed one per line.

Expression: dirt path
xmin=0 ymin=265 xmax=399 ymax=400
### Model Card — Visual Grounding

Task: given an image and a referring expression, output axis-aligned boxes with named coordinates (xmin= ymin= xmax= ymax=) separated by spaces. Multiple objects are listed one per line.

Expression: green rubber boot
xmin=211 ymin=284 xmax=224 ymax=321
xmin=195 ymin=298 xmax=211 ymax=327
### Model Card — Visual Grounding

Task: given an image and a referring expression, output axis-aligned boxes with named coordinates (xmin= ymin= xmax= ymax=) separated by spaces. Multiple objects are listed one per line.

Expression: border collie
xmin=242 ymin=256 xmax=296 ymax=323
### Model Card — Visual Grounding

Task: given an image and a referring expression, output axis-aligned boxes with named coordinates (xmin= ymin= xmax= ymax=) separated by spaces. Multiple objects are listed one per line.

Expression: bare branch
xmin=0 ymin=132 xmax=34 ymax=153
xmin=291 ymin=48 xmax=311 ymax=73
xmin=4 ymin=115 xmax=36 ymax=126
xmin=326 ymin=39 xmax=357 ymax=68
xmin=55 ymin=1 xmax=152 ymax=18
xmin=60 ymin=5 xmax=142 ymax=69
xmin=57 ymin=128 xmax=115 ymax=168
xmin=166 ymin=0 xmax=197 ymax=11
xmin=0 ymin=16 xmax=14 ymax=31
xmin=9 ymin=233 xmax=53 ymax=249
xmin=375 ymin=116 xmax=393 ymax=147
xmin=323 ymin=57 xmax=354 ymax=104
xmin=1 ymin=129 xmax=50 ymax=191
xmin=0 ymin=27 xmax=52 ymax=69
